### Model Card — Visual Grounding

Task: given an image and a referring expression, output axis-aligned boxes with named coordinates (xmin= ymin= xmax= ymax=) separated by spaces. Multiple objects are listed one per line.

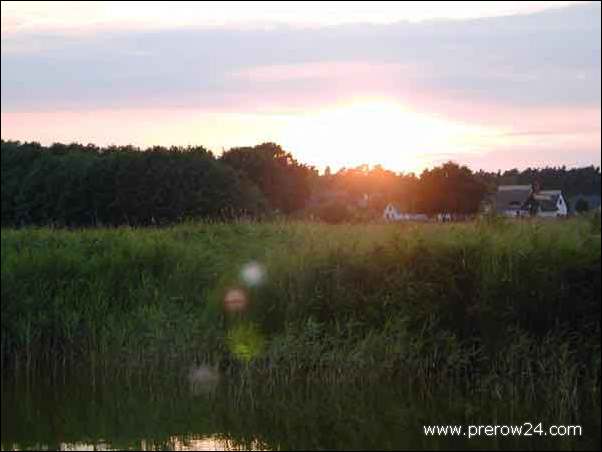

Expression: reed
xmin=1 ymin=218 xmax=600 ymax=414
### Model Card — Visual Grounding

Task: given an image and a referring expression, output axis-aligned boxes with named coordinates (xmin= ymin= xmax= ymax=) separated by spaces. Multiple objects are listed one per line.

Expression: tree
xmin=1 ymin=141 xmax=267 ymax=227
xmin=220 ymin=142 xmax=316 ymax=214
xmin=418 ymin=162 xmax=486 ymax=216
xmin=315 ymin=200 xmax=351 ymax=224
xmin=575 ymin=198 xmax=590 ymax=214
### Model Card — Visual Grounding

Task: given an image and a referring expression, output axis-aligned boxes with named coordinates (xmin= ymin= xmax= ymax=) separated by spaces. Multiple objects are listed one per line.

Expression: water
xmin=1 ymin=370 xmax=599 ymax=451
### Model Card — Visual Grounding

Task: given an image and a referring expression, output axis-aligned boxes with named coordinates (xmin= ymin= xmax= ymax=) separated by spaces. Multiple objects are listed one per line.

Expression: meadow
xmin=1 ymin=216 xmax=600 ymax=419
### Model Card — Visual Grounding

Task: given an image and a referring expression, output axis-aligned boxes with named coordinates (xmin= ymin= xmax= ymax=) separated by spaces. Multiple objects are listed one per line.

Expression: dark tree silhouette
xmin=1 ymin=140 xmax=266 ymax=226
xmin=418 ymin=162 xmax=487 ymax=216
xmin=2 ymin=139 xmax=600 ymax=227
xmin=575 ymin=198 xmax=590 ymax=213
xmin=220 ymin=142 xmax=316 ymax=214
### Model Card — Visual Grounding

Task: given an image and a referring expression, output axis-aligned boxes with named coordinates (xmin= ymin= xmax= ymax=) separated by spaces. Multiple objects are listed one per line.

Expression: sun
xmin=278 ymin=98 xmax=497 ymax=174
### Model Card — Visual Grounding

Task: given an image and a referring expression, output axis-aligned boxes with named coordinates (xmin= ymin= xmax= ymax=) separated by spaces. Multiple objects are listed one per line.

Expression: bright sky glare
xmin=1 ymin=1 xmax=599 ymax=173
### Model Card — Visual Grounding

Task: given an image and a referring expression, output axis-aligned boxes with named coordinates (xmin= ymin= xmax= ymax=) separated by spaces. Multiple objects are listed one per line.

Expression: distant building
xmin=529 ymin=190 xmax=568 ymax=218
xmin=436 ymin=212 xmax=453 ymax=222
xmin=383 ymin=203 xmax=428 ymax=222
xmin=495 ymin=184 xmax=568 ymax=218
xmin=495 ymin=185 xmax=532 ymax=217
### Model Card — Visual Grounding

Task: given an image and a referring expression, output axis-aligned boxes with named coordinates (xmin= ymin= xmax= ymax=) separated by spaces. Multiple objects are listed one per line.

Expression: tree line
xmin=313 ymin=162 xmax=486 ymax=220
xmin=1 ymin=139 xmax=600 ymax=227
xmin=2 ymin=141 xmax=265 ymax=226
xmin=313 ymin=162 xmax=600 ymax=221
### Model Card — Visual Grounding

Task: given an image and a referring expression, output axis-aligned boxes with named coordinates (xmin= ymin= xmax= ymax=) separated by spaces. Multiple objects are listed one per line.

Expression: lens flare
xmin=226 ymin=322 xmax=265 ymax=363
xmin=240 ymin=261 xmax=266 ymax=287
xmin=188 ymin=364 xmax=220 ymax=395
xmin=223 ymin=288 xmax=248 ymax=313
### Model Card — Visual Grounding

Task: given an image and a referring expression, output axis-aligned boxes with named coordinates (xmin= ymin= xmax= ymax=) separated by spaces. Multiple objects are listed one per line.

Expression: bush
xmin=314 ymin=201 xmax=352 ymax=224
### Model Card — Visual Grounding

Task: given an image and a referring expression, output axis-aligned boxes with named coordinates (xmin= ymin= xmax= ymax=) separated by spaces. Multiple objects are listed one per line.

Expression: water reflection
xmin=3 ymin=434 xmax=268 ymax=451
xmin=1 ymin=371 xmax=599 ymax=451
xmin=51 ymin=436 xmax=266 ymax=451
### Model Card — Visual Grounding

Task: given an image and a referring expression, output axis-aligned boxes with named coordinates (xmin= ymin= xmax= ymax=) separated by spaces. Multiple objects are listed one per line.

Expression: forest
xmin=1 ymin=139 xmax=600 ymax=227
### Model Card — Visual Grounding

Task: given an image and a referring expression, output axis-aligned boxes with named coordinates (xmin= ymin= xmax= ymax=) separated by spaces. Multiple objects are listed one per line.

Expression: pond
xmin=1 ymin=368 xmax=599 ymax=451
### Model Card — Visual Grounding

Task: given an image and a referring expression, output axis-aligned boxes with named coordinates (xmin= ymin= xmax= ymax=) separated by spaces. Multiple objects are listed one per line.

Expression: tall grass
xmin=1 ymin=218 xmax=600 ymax=413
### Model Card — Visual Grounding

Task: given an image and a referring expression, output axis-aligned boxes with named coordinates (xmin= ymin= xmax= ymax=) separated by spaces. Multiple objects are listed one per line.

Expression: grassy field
xmin=1 ymin=217 xmax=600 ymax=415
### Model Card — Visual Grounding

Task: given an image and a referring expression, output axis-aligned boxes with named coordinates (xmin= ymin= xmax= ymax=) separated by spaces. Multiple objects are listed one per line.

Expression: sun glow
xmin=0 ymin=101 xmax=503 ymax=174
xmin=279 ymin=99 xmax=499 ymax=174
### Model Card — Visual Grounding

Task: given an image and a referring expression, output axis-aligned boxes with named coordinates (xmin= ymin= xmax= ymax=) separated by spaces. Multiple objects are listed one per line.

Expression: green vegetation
xmin=0 ymin=141 xmax=271 ymax=226
xmin=4 ymin=140 xmax=599 ymax=227
xmin=1 ymin=218 xmax=600 ymax=419
xmin=0 ymin=140 xmax=317 ymax=227
xmin=220 ymin=143 xmax=314 ymax=214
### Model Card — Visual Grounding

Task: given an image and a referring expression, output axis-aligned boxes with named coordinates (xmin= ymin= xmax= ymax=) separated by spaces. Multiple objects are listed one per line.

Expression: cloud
xmin=438 ymin=146 xmax=601 ymax=172
xmin=1 ymin=2 xmax=600 ymax=172
xmin=1 ymin=3 xmax=600 ymax=114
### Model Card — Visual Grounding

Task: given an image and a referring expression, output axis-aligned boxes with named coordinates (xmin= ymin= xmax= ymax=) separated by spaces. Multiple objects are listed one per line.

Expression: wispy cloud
xmin=1 ymin=2 xmax=599 ymax=171
xmin=2 ymin=3 xmax=599 ymax=113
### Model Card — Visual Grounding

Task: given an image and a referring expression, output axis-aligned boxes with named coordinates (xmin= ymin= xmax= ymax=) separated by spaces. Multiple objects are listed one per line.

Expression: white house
xmin=495 ymin=185 xmax=568 ymax=218
xmin=383 ymin=203 xmax=428 ymax=222
xmin=532 ymin=190 xmax=568 ymax=218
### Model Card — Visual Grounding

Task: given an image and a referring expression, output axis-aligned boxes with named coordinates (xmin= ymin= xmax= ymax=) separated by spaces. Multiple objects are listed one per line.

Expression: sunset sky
xmin=1 ymin=1 xmax=600 ymax=174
